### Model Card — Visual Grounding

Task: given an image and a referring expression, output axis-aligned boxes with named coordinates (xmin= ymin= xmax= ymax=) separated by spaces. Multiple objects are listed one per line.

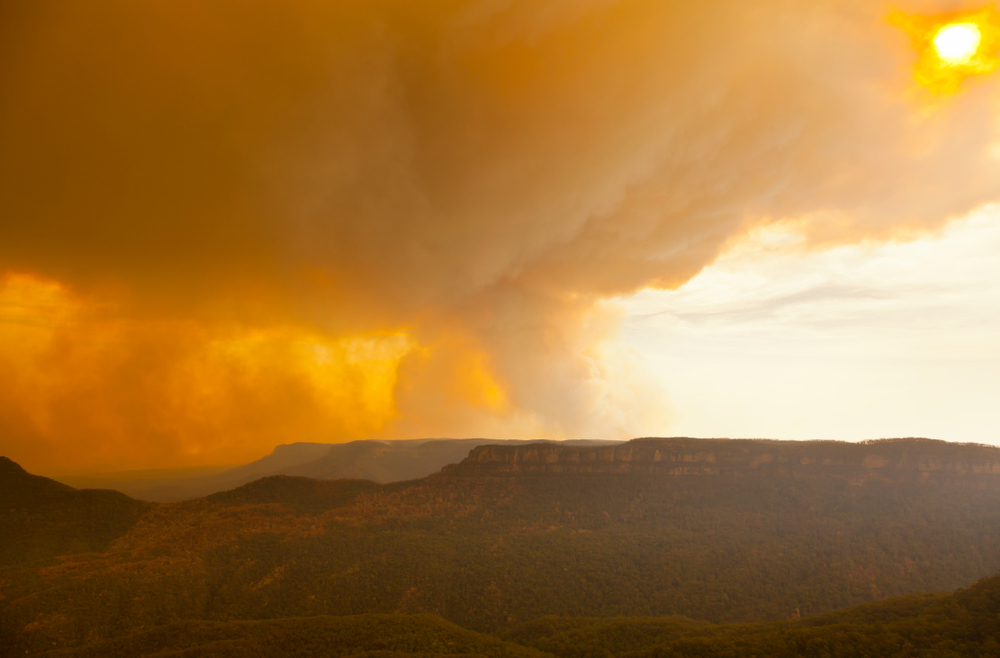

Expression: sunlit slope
xmin=4 ymin=438 xmax=1000 ymax=653
xmin=0 ymin=457 xmax=151 ymax=566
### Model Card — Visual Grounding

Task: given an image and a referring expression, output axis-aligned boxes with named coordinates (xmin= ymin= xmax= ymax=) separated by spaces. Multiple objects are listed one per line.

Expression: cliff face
xmin=444 ymin=437 xmax=1000 ymax=483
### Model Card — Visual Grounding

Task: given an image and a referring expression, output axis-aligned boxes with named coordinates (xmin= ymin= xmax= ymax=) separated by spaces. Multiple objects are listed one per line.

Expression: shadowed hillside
xmin=0 ymin=457 xmax=151 ymax=567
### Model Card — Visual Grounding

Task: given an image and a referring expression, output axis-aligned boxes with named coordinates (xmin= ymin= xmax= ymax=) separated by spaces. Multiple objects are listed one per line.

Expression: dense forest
xmin=506 ymin=570 xmax=1000 ymax=658
xmin=20 ymin=570 xmax=1000 ymax=656
xmin=3 ymin=438 xmax=1000 ymax=656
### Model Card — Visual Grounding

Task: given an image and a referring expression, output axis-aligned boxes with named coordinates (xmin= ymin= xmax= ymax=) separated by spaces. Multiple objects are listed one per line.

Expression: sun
xmin=890 ymin=6 xmax=1000 ymax=94
xmin=934 ymin=23 xmax=981 ymax=64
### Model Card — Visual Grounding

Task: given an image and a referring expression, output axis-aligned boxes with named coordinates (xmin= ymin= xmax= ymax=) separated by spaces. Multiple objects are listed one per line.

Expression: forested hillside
xmin=25 ymin=568 xmax=1000 ymax=657
xmin=506 ymin=571 xmax=1000 ymax=658
xmin=37 ymin=614 xmax=548 ymax=658
xmin=4 ymin=438 xmax=1000 ymax=656
xmin=0 ymin=457 xmax=150 ymax=567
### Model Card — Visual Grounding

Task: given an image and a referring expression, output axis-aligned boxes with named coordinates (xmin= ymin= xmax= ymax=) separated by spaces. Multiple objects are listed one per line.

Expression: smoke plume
xmin=1 ymin=0 xmax=998 ymax=472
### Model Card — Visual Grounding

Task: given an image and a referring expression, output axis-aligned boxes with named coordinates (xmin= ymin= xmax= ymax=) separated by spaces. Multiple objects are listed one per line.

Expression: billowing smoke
xmin=1 ymin=0 xmax=998 ymax=472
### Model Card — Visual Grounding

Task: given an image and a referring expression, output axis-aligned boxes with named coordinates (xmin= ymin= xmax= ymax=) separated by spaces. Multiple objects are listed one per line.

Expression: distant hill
xmin=57 ymin=439 xmax=621 ymax=501
xmin=5 ymin=437 xmax=1000 ymax=655
xmin=450 ymin=436 xmax=1000 ymax=481
xmin=0 ymin=456 xmax=150 ymax=566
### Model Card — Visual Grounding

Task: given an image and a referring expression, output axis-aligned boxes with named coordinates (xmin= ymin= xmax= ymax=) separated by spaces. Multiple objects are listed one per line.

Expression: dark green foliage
xmin=504 ymin=616 xmax=711 ymax=658
xmin=23 ymin=575 xmax=1000 ymax=658
xmin=507 ymin=574 xmax=1000 ymax=658
xmin=38 ymin=614 xmax=547 ymax=658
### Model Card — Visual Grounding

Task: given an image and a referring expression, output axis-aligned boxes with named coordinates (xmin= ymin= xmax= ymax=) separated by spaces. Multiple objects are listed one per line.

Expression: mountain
xmin=451 ymin=436 xmax=1000 ymax=480
xmin=0 ymin=456 xmax=150 ymax=567
xmin=4 ymin=437 xmax=1000 ymax=655
xmin=1 ymin=455 xmax=75 ymax=502
xmin=282 ymin=438 xmax=536 ymax=481
xmin=56 ymin=439 xmax=621 ymax=502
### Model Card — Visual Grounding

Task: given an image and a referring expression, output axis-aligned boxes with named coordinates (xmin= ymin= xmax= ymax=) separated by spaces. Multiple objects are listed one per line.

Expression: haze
xmin=2 ymin=0 xmax=999 ymax=475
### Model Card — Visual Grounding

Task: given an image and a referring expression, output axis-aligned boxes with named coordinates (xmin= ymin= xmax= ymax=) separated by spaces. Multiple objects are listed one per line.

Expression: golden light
xmin=891 ymin=6 xmax=1000 ymax=94
xmin=0 ymin=272 xmax=418 ymax=468
xmin=0 ymin=271 xmax=521 ymax=472
xmin=934 ymin=23 xmax=981 ymax=64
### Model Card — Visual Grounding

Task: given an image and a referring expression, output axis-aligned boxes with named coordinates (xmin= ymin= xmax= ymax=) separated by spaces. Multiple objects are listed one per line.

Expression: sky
xmin=620 ymin=203 xmax=1000 ymax=444
xmin=1 ymin=0 xmax=999 ymax=475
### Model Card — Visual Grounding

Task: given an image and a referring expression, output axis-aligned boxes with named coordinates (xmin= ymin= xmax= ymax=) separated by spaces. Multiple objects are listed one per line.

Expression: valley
xmin=3 ymin=437 xmax=1000 ymax=657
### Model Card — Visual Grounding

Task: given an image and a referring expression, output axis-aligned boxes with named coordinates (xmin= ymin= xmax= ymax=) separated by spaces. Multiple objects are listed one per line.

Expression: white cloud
xmin=619 ymin=204 xmax=1000 ymax=443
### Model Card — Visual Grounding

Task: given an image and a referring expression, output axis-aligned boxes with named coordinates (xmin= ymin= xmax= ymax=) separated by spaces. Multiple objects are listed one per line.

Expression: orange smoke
xmin=891 ymin=5 xmax=1000 ymax=94
xmin=0 ymin=272 xmax=516 ymax=473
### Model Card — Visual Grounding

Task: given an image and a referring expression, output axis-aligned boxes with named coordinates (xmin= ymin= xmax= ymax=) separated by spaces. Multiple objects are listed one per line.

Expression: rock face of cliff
xmin=444 ymin=437 xmax=1000 ymax=483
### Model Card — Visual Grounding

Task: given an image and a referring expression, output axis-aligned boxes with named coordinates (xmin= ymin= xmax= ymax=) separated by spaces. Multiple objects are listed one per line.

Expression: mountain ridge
xmin=54 ymin=438 xmax=623 ymax=501
xmin=6 ymin=437 xmax=1000 ymax=654
xmin=443 ymin=437 xmax=1000 ymax=482
xmin=0 ymin=456 xmax=151 ymax=566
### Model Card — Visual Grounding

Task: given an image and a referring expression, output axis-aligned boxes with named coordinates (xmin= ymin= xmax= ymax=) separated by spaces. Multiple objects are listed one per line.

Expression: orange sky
xmin=2 ymin=0 xmax=1000 ymax=474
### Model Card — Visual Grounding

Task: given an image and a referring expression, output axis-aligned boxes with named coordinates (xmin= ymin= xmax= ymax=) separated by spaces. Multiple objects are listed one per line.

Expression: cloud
xmin=1 ymin=0 xmax=999 ymax=471
xmin=619 ymin=204 xmax=1000 ymax=443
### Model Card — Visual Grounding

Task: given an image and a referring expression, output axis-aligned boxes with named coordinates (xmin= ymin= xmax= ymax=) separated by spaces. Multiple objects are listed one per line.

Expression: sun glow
xmin=934 ymin=23 xmax=981 ymax=64
xmin=891 ymin=6 xmax=1000 ymax=94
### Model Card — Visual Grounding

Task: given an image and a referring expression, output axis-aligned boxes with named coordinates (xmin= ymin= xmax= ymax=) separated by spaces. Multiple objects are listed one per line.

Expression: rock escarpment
xmin=444 ymin=437 xmax=1000 ymax=483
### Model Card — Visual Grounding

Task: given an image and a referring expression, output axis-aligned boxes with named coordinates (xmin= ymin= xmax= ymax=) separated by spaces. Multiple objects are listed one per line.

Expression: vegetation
xmin=3 ymin=438 xmax=1000 ymax=656
xmin=0 ymin=457 xmax=150 ymax=567
xmin=23 ymin=574 xmax=1000 ymax=657
xmin=507 ymin=572 xmax=1000 ymax=658
xmin=38 ymin=614 xmax=547 ymax=658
